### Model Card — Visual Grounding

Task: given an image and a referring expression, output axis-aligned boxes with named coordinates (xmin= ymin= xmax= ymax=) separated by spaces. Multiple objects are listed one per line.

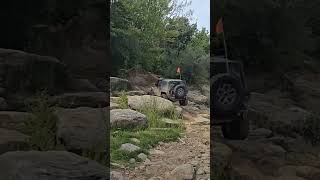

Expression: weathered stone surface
xmin=51 ymin=92 xmax=108 ymax=108
xmin=0 ymin=151 xmax=108 ymax=180
xmin=169 ymin=164 xmax=195 ymax=180
xmin=128 ymin=95 xmax=174 ymax=113
xmin=65 ymin=78 xmax=100 ymax=92
xmin=120 ymin=143 xmax=140 ymax=153
xmin=212 ymin=142 xmax=233 ymax=169
xmin=137 ymin=153 xmax=148 ymax=161
xmin=54 ymin=107 xmax=107 ymax=152
xmin=0 ymin=128 xmax=29 ymax=154
xmin=111 ymin=109 xmax=147 ymax=128
xmin=111 ymin=171 xmax=124 ymax=180
xmin=110 ymin=102 xmax=120 ymax=110
xmin=110 ymin=77 xmax=132 ymax=92
xmin=0 ymin=48 xmax=67 ymax=94
xmin=0 ymin=111 xmax=32 ymax=132
xmin=188 ymin=90 xmax=208 ymax=105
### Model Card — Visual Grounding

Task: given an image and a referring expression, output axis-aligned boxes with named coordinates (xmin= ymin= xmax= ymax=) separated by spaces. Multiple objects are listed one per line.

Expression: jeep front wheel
xmin=179 ymin=99 xmax=188 ymax=106
xmin=221 ymin=112 xmax=249 ymax=140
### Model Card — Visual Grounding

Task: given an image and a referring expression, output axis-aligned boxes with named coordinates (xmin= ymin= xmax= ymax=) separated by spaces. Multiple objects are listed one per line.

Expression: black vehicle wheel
xmin=179 ymin=98 xmax=188 ymax=106
xmin=222 ymin=112 xmax=249 ymax=140
xmin=212 ymin=74 xmax=244 ymax=115
xmin=174 ymin=85 xmax=187 ymax=99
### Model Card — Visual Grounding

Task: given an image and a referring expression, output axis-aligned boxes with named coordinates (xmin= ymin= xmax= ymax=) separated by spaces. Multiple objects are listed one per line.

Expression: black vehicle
xmin=211 ymin=56 xmax=250 ymax=139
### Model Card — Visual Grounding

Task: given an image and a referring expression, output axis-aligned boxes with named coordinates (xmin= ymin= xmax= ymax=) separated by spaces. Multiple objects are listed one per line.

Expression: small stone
xmin=110 ymin=171 xmax=124 ymax=180
xmin=144 ymin=158 xmax=151 ymax=164
xmin=130 ymin=138 xmax=141 ymax=144
xmin=120 ymin=143 xmax=140 ymax=153
xmin=137 ymin=153 xmax=148 ymax=161
xmin=129 ymin=158 xmax=136 ymax=164
xmin=170 ymin=164 xmax=195 ymax=180
xmin=197 ymin=168 xmax=205 ymax=175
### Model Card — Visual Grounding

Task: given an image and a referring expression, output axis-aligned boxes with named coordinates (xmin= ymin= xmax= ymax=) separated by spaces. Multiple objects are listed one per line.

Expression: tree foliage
xmin=111 ymin=0 xmax=209 ymax=85
xmin=212 ymin=0 xmax=320 ymax=72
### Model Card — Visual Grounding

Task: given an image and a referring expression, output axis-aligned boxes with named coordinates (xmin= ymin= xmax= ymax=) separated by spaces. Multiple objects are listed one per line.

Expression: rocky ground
xmin=110 ymin=74 xmax=211 ymax=180
xmin=0 ymin=48 xmax=109 ymax=179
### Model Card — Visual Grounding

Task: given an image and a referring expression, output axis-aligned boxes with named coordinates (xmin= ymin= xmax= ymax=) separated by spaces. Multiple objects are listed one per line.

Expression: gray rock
xmin=0 ymin=48 xmax=67 ymax=94
xmin=54 ymin=107 xmax=107 ymax=152
xmin=0 ymin=111 xmax=32 ymax=132
xmin=111 ymin=171 xmax=124 ymax=180
xmin=212 ymin=142 xmax=233 ymax=168
xmin=128 ymin=95 xmax=174 ymax=113
xmin=188 ymin=90 xmax=209 ymax=105
xmin=120 ymin=143 xmax=140 ymax=153
xmin=0 ymin=151 xmax=108 ymax=180
xmin=169 ymin=164 xmax=195 ymax=180
xmin=130 ymin=138 xmax=141 ymax=144
xmin=129 ymin=158 xmax=136 ymax=164
xmin=110 ymin=77 xmax=132 ymax=92
xmin=51 ymin=92 xmax=108 ymax=108
xmin=0 ymin=128 xmax=29 ymax=154
xmin=249 ymin=128 xmax=273 ymax=139
xmin=137 ymin=153 xmax=148 ymax=161
xmin=161 ymin=118 xmax=182 ymax=128
xmin=65 ymin=78 xmax=100 ymax=92
xmin=111 ymin=109 xmax=147 ymax=128
xmin=110 ymin=102 xmax=120 ymax=110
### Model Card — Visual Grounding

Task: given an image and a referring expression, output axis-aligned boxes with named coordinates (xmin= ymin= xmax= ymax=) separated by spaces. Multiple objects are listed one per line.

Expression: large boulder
xmin=64 ymin=78 xmax=100 ymax=92
xmin=54 ymin=107 xmax=107 ymax=152
xmin=188 ymin=90 xmax=209 ymax=105
xmin=0 ymin=151 xmax=108 ymax=180
xmin=110 ymin=109 xmax=147 ymax=128
xmin=0 ymin=48 xmax=67 ymax=94
xmin=128 ymin=95 xmax=174 ymax=113
xmin=0 ymin=128 xmax=29 ymax=154
xmin=50 ymin=92 xmax=108 ymax=108
xmin=0 ymin=111 xmax=32 ymax=132
xmin=248 ymin=92 xmax=311 ymax=136
xmin=110 ymin=77 xmax=132 ymax=92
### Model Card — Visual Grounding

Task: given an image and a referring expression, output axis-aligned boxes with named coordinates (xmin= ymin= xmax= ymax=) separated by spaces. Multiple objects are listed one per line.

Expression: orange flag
xmin=216 ymin=18 xmax=224 ymax=34
xmin=176 ymin=67 xmax=181 ymax=74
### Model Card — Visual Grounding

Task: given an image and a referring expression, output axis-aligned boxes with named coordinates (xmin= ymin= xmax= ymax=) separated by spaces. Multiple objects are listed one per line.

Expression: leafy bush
xmin=117 ymin=91 xmax=128 ymax=109
xmin=23 ymin=91 xmax=58 ymax=151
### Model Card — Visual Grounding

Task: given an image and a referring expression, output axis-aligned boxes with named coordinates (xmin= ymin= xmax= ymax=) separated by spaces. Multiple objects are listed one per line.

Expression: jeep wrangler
xmin=211 ymin=56 xmax=250 ymax=139
xmin=149 ymin=78 xmax=188 ymax=106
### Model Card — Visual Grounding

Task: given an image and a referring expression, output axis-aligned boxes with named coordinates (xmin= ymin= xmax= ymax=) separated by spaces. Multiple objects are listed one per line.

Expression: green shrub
xmin=117 ymin=91 xmax=128 ymax=109
xmin=23 ymin=91 xmax=58 ymax=151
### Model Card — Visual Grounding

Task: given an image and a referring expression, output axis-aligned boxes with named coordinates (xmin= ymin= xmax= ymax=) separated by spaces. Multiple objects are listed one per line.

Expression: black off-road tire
xmin=174 ymin=85 xmax=187 ymax=99
xmin=179 ymin=98 xmax=188 ymax=106
xmin=221 ymin=112 xmax=249 ymax=140
xmin=212 ymin=74 xmax=244 ymax=115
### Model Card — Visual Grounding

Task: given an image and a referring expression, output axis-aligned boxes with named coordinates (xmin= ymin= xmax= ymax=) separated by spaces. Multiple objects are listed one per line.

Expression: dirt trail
xmin=121 ymin=107 xmax=210 ymax=180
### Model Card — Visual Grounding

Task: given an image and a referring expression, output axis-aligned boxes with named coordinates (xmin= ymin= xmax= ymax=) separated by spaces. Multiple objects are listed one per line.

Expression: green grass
xmin=111 ymin=96 xmax=184 ymax=164
xmin=117 ymin=91 xmax=128 ymax=109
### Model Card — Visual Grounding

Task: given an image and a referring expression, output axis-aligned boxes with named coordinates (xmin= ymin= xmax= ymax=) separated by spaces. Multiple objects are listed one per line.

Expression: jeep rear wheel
xmin=212 ymin=74 xmax=244 ymax=115
xmin=221 ymin=112 xmax=249 ymax=140
xmin=174 ymin=85 xmax=187 ymax=99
